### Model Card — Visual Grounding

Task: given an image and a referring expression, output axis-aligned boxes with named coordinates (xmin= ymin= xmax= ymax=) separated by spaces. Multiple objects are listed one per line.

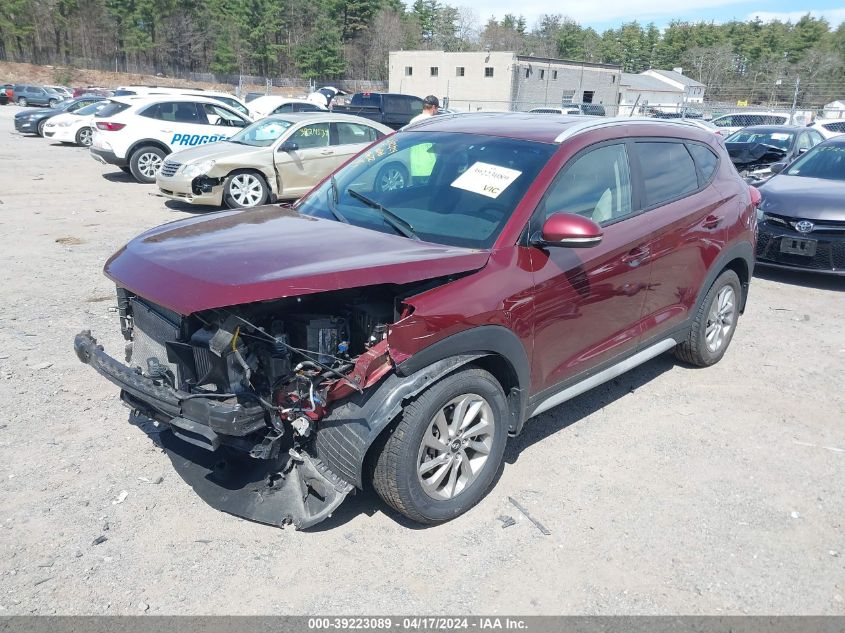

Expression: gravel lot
xmin=0 ymin=104 xmax=844 ymax=616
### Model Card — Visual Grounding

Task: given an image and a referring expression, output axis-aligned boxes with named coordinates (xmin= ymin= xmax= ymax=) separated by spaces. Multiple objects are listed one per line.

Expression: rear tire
xmin=129 ymin=145 xmax=165 ymax=183
xmin=375 ymin=162 xmax=409 ymax=193
xmin=75 ymin=126 xmax=93 ymax=147
xmin=37 ymin=119 xmax=46 ymax=136
xmin=675 ymin=269 xmax=741 ymax=367
xmin=48 ymin=99 xmax=59 ymax=108
xmin=372 ymin=367 xmax=508 ymax=524
xmin=17 ymin=97 xmax=27 ymax=107
xmin=223 ymin=171 xmax=269 ymax=208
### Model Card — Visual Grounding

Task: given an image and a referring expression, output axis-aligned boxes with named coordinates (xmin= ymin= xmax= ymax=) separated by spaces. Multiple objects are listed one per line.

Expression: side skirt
xmin=528 ymin=338 xmax=677 ymax=419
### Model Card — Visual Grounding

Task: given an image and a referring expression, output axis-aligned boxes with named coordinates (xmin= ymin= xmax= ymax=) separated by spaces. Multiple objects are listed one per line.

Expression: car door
xmin=28 ymin=87 xmax=46 ymax=105
xmin=633 ymin=139 xmax=729 ymax=342
xmin=529 ymin=142 xmax=654 ymax=394
xmin=330 ymin=121 xmax=383 ymax=167
xmin=273 ymin=121 xmax=333 ymax=197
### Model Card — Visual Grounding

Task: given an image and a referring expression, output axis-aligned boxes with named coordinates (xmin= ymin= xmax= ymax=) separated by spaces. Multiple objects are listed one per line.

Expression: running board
xmin=530 ymin=338 xmax=677 ymax=417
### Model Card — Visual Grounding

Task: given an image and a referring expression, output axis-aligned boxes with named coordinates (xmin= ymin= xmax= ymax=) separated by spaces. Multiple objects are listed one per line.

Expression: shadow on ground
xmin=755 ymin=265 xmax=845 ymax=291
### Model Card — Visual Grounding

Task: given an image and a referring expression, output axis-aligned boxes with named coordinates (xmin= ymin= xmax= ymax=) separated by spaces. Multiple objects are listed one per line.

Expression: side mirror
xmin=534 ymin=213 xmax=603 ymax=248
xmin=770 ymin=162 xmax=787 ymax=174
xmin=797 ymin=147 xmax=809 ymax=155
xmin=280 ymin=140 xmax=299 ymax=152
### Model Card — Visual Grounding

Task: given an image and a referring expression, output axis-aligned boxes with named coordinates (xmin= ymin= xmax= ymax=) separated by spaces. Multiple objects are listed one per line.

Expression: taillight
xmin=749 ymin=186 xmax=762 ymax=207
xmin=96 ymin=122 xmax=125 ymax=131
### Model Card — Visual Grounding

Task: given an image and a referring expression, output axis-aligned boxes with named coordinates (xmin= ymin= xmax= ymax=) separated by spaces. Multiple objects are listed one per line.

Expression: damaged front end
xmin=728 ymin=142 xmax=788 ymax=185
xmin=74 ymin=284 xmax=419 ymax=529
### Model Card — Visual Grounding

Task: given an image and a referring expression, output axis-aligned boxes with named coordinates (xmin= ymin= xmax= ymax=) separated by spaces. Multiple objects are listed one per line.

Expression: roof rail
xmin=554 ymin=116 xmax=707 ymax=143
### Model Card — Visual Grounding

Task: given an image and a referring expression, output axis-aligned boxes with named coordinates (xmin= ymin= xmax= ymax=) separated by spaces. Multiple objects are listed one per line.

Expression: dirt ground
xmin=0 ymin=104 xmax=844 ymax=616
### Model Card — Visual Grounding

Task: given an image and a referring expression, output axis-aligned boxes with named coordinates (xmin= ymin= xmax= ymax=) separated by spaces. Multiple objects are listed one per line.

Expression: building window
xmin=484 ymin=67 xmax=494 ymax=78
xmin=553 ymin=70 xmax=558 ymax=80
xmin=561 ymin=90 xmax=575 ymax=105
xmin=583 ymin=90 xmax=595 ymax=104
xmin=456 ymin=66 xmax=465 ymax=77
xmin=430 ymin=66 xmax=438 ymax=77
xmin=539 ymin=69 xmax=545 ymax=80
xmin=404 ymin=66 xmax=413 ymax=77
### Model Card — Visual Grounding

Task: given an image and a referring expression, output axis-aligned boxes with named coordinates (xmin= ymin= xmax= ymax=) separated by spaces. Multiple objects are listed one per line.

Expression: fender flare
xmin=694 ymin=240 xmax=755 ymax=314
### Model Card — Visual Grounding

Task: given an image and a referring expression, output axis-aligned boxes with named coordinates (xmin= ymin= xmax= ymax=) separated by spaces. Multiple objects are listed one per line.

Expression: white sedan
xmin=42 ymin=101 xmax=110 ymax=146
xmin=248 ymin=95 xmax=327 ymax=118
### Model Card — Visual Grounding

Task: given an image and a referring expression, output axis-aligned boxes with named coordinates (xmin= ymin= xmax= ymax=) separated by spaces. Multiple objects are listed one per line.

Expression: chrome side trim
xmin=530 ymin=338 xmax=677 ymax=417
xmin=553 ymin=117 xmax=708 ymax=144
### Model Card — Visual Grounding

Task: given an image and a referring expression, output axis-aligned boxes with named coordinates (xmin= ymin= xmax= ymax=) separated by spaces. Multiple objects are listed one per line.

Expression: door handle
xmin=622 ymin=246 xmax=650 ymax=267
xmin=703 ymin=214 xmax=723 ymax=229
xmin=320 ymin=149 xmax=334 ymax=155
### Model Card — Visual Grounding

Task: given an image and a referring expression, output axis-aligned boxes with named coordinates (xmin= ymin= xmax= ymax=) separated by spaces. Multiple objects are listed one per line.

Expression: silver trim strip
xmin=553 ymin=117 xmax=708 ymax=144
xmin=530 ymin=338 xmax=677 ymax=417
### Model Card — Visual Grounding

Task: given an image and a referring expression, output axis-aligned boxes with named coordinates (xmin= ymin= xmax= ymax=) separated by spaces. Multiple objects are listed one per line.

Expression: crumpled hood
xmin=727 ymin=142 xmax=787 ymax=169
xmin=759 ymin=175 xmax=845 ymax=221
xmin=105 ymin=205 xmax=490 ymax=314
xmin=165 ymin=141 xmax=261 ymax=163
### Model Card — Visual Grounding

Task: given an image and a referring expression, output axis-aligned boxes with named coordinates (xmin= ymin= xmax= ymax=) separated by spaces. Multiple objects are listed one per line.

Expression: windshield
xmin=295 ymin=131 xmax=557 ymax=249
xmin=75 ymin=102 xmax=106 ymax=116
xmin=725 ymin=131 xmax=793 ymax=149
xmin=228 ymin=118 xmax=293 ymax=147
xmin=785 ymin=144 xmax=845 ymax=181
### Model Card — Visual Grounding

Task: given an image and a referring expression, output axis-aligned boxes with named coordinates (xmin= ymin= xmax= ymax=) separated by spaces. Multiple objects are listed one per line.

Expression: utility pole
xmin=790 ymin=75 xmax=800 ymax=124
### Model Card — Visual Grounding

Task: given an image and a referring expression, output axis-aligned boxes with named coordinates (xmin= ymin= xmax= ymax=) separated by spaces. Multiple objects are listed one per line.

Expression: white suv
xmin=89 ymin=96 xmax=251 ymax=183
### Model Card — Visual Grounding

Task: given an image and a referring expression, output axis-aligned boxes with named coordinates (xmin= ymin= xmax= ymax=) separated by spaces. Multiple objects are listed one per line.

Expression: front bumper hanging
xmin=73 ymin=330 xmax=353 ymax=529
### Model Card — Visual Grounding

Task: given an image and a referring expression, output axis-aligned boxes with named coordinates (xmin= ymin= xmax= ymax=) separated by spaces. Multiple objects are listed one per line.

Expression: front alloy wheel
xmin=372 ymin=367 xmax=508 ymax=524
xmin=224 ymin=172 xmax=268 ymax=208
xmin=417 ymin=394 xmax=496 ymax=500
xmin=129 ymin=145 xmax=166 ymax=183
xmin=76 ymin=127 xmax=93 ymax=147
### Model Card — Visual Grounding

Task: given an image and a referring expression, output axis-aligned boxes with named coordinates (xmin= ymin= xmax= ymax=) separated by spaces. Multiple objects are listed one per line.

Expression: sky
xmin=454 ymin=0 xmax=845 ymax=31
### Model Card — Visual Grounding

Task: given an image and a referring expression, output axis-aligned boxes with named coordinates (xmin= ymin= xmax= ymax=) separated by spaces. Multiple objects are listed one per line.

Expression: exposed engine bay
xmin=727 ymin=142 xmax=788 ymax=185
xmin=72 ymin=282 xmax=450 ymax=529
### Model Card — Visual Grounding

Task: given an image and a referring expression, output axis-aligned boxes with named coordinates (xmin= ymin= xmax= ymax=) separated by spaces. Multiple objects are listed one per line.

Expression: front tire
xmin=75 ymin=126 xmax=93 ymax=147
xmin=223 ymin=171 xmax=269 ymax=208
xmin=372 ymin=367 xmax=508 ymax=524
xmin=48 ymin=99 xmax=59 ymax=108
xmin=37 ymin=119 xmax=46 ymax=136
xmin=129 ymin=146 xmax=165 ymax=183
xmin=675 ymin=269 xmax=741 ymax=367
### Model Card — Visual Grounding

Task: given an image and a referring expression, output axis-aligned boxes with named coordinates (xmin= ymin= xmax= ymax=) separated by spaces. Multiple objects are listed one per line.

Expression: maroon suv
xmin=74 ymin=114 xmax=758 ymax=529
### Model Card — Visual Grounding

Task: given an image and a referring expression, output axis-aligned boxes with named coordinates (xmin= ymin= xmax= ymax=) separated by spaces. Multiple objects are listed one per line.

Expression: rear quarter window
xmin=635 ymin=141 xmax=699 ymax=207
xmin=823 ymin=122 xmax=845 ymax=133
xmin=686 ymin=143 xmax=719 ymax=184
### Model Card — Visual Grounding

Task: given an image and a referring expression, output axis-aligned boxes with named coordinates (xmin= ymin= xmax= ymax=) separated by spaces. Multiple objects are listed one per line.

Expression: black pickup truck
xmin=332 ymin=92 xmax=424 ymax=129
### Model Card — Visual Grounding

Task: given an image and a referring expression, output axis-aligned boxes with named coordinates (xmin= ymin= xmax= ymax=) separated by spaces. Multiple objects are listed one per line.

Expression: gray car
xmin=756 ymin=136 xmax=845 ymax=275
xmin=13 ymin=84 xmax=65 ymax=108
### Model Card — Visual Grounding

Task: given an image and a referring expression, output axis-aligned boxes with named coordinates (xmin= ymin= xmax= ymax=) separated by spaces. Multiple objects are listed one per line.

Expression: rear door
xmin=634 ymin=139 xmax=728 ymax=342
xmin=529 ymin=141 xmax=654 ymax=394
xmin=330 ymin=120 xmax=384 ymax=166
xmin=273 ymin=121 xmax=333 ymax=197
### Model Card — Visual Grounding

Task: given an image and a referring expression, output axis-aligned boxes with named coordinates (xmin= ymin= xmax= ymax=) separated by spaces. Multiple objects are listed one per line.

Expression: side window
xmin=142 ymin=102 xmax=200 ymax=123
xmin=636 ymin=141 xmax=699 ymax=207
xmin=295 ymin=103 xmax=323 ymax=112
xmin=173 ymin=102 xmax=201 ymax=123
xmin=335 ymin=122 xmax=380 ymax=145
xmin=686 ymin=143 xmax=719 ymax=185
xmin=796 ymin=132 xmax=813 ymax=153
xmin=825 ymin=122 xmax=845 ymax=133
xmin=542 ymin=143 xmax=633 ymax=225
xmin=201 ymin=103 xmax=245 ymax=127
xmin=712 ymin=116 xmax=732 ymax=128
xmin=273 ymin=103 xmax=294 ymax=113
xmin=288 ymin=122 xmax=330 ymax=149
xmin=809 ymin=131 xmax=824 ymax=146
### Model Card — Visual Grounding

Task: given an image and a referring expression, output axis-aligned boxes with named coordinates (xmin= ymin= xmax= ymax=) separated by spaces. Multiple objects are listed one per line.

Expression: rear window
xmin=95 ymin=101 xmax=131 ymax=118
xmin=636 ymin=141 xmax=699 ymax=207
xmin=686 ymin=143 xmax=719 ymax=183
xmin=112 ymin=89 xmax=137 ymax=96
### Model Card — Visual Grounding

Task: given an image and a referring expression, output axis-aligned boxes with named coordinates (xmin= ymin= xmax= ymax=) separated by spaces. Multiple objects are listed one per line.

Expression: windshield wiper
xmin=326 ymin=176 xmax=349 ymax=224
xmin=346 ymin=188 xmax=419 ymax=240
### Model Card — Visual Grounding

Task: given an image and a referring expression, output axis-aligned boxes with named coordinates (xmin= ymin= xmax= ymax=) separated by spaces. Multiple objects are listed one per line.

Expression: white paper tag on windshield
xmin=770 ymin=133 xmax=790 ymax=140
xmin=450 ymin=162 xmax=522 ymax=199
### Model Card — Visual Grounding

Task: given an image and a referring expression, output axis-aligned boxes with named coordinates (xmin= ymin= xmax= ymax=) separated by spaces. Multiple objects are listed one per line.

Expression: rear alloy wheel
xmin=75 ymin=126 xmax=93 ymax=147
xmin=675 ymin=269 xmax=741 ymax=367
xmin=375 ymin=162 xmax=409 ymax=193
xmin=372 ymin=367 xmax=508 ymax=524
xmin=48 ymin=99 xmax=59 ymax=108
xmin=224 ymin=172 xmax=268 ymax=208
xmin=17 ymin=97 xmax=27 ymax=107
xmin=129 ymin=146 xmax=165 ymax=183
